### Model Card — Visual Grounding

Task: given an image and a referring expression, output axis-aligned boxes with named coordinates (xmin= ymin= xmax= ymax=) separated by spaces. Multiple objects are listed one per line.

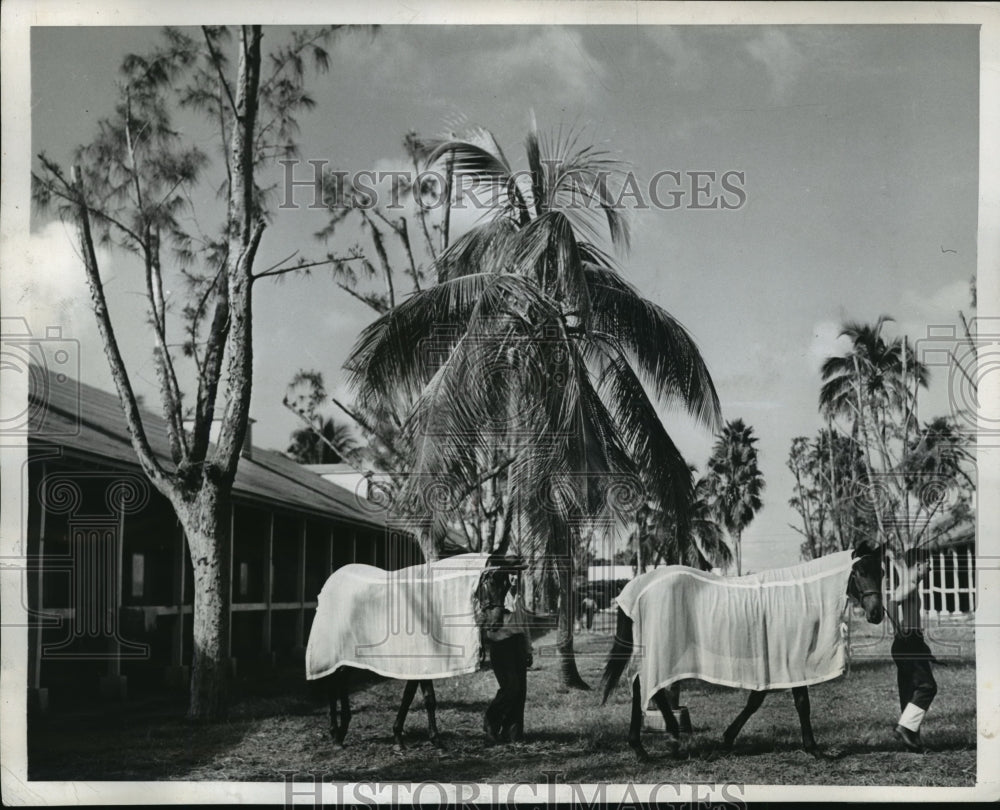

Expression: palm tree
xmin=819 ymin=316 xmax=930 ymax=552
xmin=819 ymin=316 xmax=928 ymax=431
xmin=286 ymin=416 xmax=362 ymax=465
xmin=345 ymin=124 xmax=721 ymax=687
xmin=903 ymin=416 xmax=975 ymax=548
xmin=704 ymin=419 xmax=765 ymax=575
xmin=632 ymin=473 xmax=732 ymax=571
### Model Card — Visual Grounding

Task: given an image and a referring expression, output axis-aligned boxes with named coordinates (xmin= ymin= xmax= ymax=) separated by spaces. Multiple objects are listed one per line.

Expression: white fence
xmin=884 ymin=546 xmax=976 ymax=617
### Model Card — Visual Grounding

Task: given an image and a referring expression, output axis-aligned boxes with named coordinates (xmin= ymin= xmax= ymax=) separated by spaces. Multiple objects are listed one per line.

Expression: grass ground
xmin=28 ymin=611 xmax=976 ymax=786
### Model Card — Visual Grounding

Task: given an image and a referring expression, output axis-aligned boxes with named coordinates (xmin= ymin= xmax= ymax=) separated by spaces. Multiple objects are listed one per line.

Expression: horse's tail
xmin=600 ymin=607 xmax=634 ymax=705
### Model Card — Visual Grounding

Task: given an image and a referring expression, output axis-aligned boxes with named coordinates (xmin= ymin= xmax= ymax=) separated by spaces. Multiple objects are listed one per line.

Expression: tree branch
xmin=71 ymin=165 xmax=171 ymax=490
xmin=146 ymin=227 xmax=190 ymax=463
xmin=331 ymin=396 xmax=406 ymax=466
xmin=408 ymin=151 xmax=438 ymax=261
xmin=362 ymin=212 xmax=396 ymax=309
xmin=202 ymin=26 xmax=238 ymax=117
xmin=212 ymin=25 xmax=264 ymax=481
xmin=251 ymin=253 xmax=363 ymax=282
xmin=335 ymin=281 xmax=389 ymax=314
xmin=188 ymin=260 xmax=230 ymax=463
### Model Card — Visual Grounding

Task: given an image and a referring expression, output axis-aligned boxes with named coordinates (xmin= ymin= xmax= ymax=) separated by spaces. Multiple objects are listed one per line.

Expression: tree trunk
xmin=553 ymin=549 xmax=588 ymax=690
xmin=735 ymin=528 xmax=742 ymax=576
xmin=179 ymin=486 xmax=232 ymax=720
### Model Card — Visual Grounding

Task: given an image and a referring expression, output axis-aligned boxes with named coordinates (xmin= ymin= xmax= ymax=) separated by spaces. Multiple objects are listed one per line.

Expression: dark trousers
xmin=485 ymin=635 xmax=528 ymax=737
xmin=891 ymin=632 xmax=937 ymax=712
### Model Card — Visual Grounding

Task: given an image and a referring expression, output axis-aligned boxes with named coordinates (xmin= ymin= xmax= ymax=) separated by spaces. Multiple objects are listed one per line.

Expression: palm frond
xmin=592 ymin=340 xmax=695 ymax=536
xmin=433 ymin=217 xmax=517 ymax=283
xmin=585 ymin=262 xmax=720 ymax=431
xmin=346 ymin=272 xmax=527 ymax=410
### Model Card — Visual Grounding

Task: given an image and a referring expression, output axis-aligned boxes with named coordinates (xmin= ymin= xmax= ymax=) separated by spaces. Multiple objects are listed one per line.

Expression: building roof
xmin=28 ymin=366 xmax=392 ymax=531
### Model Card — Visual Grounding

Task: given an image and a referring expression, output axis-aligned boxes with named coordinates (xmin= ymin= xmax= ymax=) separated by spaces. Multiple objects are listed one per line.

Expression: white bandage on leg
xmin=898 ymin=702 xmax=926 ymax=732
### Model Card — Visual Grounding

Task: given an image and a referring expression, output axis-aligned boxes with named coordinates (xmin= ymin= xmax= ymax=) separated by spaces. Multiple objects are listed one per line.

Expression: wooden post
xmin=29 ymin=462 xmax=48 ymax=711
xmin=165 ymin=520 xmax=189 ymax=688
xmin=109 ymin=502 xmax=125 ymax=678
xmin=325 ymin=526 xmax=334 ymax=575
xmin=227 ymin=502 xmax=235 ymax=670
xmin=950 ymin=549 xmax=958 ymax=615
xmin=969 ymin=546 xmax=976 ymax=612
xmin=294 ymin=519 xmax=307 ymax=652
xmin=262 ymin=511 xmax=273 ymax=660
xmin=174 ymin=523 xmax=186 ymax=659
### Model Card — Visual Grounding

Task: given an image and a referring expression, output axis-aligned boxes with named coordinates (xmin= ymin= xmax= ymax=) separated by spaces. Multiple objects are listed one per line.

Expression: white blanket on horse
xmin=617 ymin=550 xmax=854 ymax=705
xmin=306 ymin=553 xmax=488 ymax=681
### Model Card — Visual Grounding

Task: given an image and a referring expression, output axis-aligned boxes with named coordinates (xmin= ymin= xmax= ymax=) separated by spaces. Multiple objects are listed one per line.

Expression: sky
xmin=21 ymin=23 xmax=980 ymax=573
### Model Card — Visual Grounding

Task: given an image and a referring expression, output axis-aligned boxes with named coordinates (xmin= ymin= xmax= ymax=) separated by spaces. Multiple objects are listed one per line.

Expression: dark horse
xmin=322 ymin=666 xmax=441 ymax=751
xmin=600 ymin=542 xmax=885 ymax=760
xmin=319 ymin=558 xmax=512 ymax=751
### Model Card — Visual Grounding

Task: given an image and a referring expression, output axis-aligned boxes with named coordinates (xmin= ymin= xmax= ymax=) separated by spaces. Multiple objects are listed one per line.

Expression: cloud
xmin=6 ymin=222 xmax=108 ymax=368
xmin=7 ymin=221 xmax=177 ymax=397
xmin=645 ymin=27 xmax=708 ymax=90
xmin=489 ymin=28 xmax=609 ymax=99
xmin=336 ymin=27 xmax=608 ymax=106
xmin=3 ymin=221 xmax=117 ymax=394
xmin=745 ymin=28 xmax=806 ymax=102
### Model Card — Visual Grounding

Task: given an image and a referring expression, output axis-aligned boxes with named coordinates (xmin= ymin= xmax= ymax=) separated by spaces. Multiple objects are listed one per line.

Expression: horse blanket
xmin=306 ymin=553 xmax=489 ymax=681
xmin=617 ymin=550 xmax=855 ymax=706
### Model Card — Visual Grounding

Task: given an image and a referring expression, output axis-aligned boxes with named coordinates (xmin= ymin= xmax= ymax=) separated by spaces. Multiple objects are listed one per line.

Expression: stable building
xmin=24 ymin=368 xmax=422 ymax=709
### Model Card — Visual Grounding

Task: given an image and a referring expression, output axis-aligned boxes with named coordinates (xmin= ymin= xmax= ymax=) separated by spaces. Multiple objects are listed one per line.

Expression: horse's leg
xmin=336 ymin=670 xmax=351 ymax=746
xmin=722 ymin=690 xmax=767 ymax=749
xmin=393 ymin=680 xmax=419 ymax=751
xmin=420 ymin=681 xmax=442 ymax=748
xmin=628 ymin=676 xmax=651 ymax=762
xmin=667 ymin=682 xmax=681 ymax=710
xmin=651 ymin=687 xmax=684 ymax=758
xmin=792 ymin=686 xmax=822 ymax=757
xmin=666 ymin=681 xmax=692 ymax=734
xmin=327 ymin=669 xmax=350 ymax=748
xmin=326 ymin=673 xmax=341 ymax=744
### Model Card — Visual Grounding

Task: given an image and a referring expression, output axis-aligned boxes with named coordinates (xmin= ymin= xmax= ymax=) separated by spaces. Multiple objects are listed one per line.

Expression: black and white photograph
xmin=1 ymin=1 xmax=998 ymax=805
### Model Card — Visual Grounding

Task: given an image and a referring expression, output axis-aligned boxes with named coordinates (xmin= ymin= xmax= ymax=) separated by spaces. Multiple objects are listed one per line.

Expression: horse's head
xmin=473 ymin=554 xmax=525 ymax=632
xmin=848 ymin=540 xmax=885 ymax=625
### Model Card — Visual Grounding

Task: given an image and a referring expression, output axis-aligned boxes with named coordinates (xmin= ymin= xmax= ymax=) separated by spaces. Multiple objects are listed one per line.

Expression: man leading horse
xmin=477 ymin=553 xmax=533 ymax=744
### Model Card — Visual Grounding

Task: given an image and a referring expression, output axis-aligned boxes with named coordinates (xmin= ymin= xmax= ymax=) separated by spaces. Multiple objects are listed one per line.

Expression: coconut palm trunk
xmin=554 ymin=543 xmax=588 ymax=689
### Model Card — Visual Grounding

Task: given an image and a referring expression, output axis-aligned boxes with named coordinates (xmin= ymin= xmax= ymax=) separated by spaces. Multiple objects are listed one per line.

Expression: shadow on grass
xmin=29 ymin=705 xmax=256 ymax=781
xmin=28 ymin=668 xmax=320 ymax=780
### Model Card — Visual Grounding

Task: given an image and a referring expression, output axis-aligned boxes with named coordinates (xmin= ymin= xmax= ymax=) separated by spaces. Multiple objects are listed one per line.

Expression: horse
xmin=306 ymin=553 xmax=513 ymax=750
xmin=600 ymin=541 xmax=885 ymax=761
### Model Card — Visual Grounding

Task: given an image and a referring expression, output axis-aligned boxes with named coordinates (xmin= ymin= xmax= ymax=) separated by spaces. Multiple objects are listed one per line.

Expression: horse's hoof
xmin=701 ymin=746 xmax=722 ymax=762
xmin=629 ymin=742 xmax=651 ymax=763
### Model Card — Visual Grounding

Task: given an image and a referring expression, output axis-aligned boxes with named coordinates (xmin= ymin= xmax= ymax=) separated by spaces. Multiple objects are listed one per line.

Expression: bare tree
xmin=32 ymin=25 xmax=344 ymax=719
